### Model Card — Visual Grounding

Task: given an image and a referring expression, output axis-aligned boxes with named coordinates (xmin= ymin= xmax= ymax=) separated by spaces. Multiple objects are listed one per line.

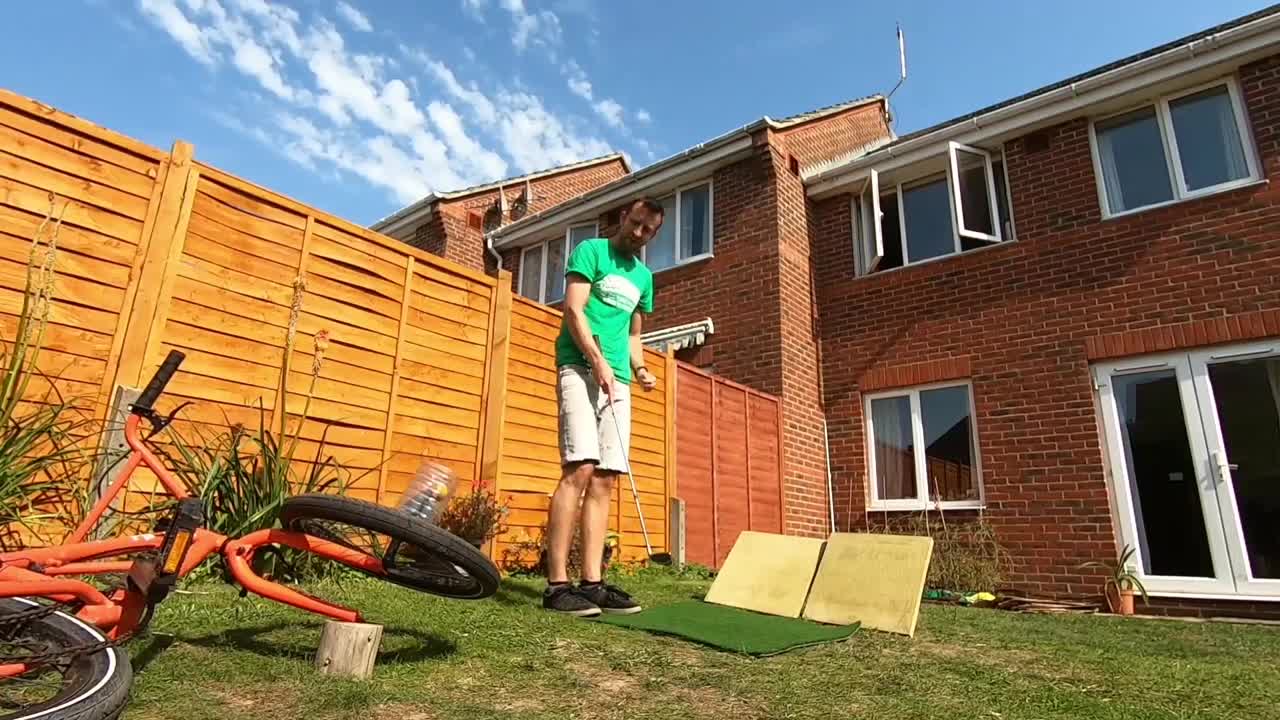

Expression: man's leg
xmin=545 ymin=460 xmax=593 ymax=584
xmin=578 ymin=468 xmax=614 ymax=583
xmin=578 ymin=382 xmax=642 ymax=614
xmin=543 ymin=366 xmax=604 ymax=617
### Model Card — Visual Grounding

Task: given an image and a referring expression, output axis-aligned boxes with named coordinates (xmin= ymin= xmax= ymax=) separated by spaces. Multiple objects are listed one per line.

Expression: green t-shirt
xmin=554 ymin=237 xmax=654 ymax=384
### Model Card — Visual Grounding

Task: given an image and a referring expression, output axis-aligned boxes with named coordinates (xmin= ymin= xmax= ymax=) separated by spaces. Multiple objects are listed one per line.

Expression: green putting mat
xmin=598 ymin=600 xmax=859 ymax=656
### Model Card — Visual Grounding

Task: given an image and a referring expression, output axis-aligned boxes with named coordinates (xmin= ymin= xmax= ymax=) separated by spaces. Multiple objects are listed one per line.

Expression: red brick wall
xmin=777 ymin=101 xmax=889 ymax=169
xmin=403 ymin=157 xmax=628 ymax=273
xmin=811 ymin=54 xmax=1280 ymax=599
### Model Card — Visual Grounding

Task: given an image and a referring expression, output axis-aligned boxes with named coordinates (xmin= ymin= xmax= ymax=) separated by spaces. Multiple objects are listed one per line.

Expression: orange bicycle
xmin=0 ymin=350 xmax=500 ymax=720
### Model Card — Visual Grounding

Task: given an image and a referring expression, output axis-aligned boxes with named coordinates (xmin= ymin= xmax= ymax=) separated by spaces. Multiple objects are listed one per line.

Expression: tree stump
xmin=315 ymin=621 xmax=383 ymax=680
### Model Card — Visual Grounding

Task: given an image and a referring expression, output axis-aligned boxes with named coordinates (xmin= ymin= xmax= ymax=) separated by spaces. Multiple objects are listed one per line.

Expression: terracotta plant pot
xmin=1105 ymin=583 xmax=1136 ymax=615
xmin=1117 ymin=588 xmax=1135 ymax=616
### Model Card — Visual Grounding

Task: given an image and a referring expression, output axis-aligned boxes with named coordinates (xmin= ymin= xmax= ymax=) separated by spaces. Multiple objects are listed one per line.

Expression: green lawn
xmin=119 ymin=567 xmax=1280 ymax=720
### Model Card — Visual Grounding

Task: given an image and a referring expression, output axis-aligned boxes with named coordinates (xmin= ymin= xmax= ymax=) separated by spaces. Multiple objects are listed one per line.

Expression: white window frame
xmin=642 ymin=179 xmax=715 ymax=272
xmin=1087 ymin=75 xmax=1263 ymax=220
xmin=851 ymin=146 xmax=1016 ymax=277
xmin=864 ymin=380 xmax=985 ymax=511
xmin=517 ymin=221 xmax=598 ymax=304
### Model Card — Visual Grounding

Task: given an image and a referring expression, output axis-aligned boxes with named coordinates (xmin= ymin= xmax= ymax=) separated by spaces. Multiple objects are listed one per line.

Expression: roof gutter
xmin=805 ymin=12 xmax=1280 ymax=198
xmin=489 ymin=119 xmax=770 ymax=247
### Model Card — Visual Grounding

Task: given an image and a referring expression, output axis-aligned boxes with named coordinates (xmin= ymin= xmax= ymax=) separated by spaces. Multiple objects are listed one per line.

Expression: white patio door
xmin=1094 ymin=339 xmax=1280 ymax=599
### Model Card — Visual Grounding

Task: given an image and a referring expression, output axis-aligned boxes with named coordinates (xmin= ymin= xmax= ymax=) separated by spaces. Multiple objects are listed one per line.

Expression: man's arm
xmin=629 ymin=311 xmax=645 ymax=373
xmin=564 ymin=273 xmax=607 ymax=371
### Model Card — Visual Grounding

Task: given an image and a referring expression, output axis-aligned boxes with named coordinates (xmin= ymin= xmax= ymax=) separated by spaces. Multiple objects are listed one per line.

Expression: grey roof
xmin=772 ymin=95 xmax=884 ymax=127
xmin=868 ymin=4 xmax=1280 ymax=155
xmin=371 ymin=152 xmax=630 ymax=231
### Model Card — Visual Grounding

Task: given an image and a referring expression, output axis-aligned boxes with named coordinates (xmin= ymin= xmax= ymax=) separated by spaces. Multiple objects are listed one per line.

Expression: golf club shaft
xmin=610 ymin=402 xmax=657 ymax=555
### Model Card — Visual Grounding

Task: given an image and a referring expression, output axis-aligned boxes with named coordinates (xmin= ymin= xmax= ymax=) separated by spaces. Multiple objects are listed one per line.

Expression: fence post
xmin=109 ymin=139 xmax=198 ymax=390
xmin=663 ymin=349 xmax=677 ymax=549
xmin=377 ymin=256 xmax=415 ymax=505
xmin=478 ymin=271 xmax=512 ymax=561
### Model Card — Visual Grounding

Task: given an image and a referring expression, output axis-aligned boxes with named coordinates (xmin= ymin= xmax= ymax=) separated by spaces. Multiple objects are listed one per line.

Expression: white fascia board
xmin=492 ymin=136 xmax=754 ymax=249
xmin=806 ymin=20 xmax=1280 ymax=199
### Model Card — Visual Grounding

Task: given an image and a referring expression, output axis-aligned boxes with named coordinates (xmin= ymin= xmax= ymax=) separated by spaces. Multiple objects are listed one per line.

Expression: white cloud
xmin=594 ymin=99 xmax=623 ymax=129
xmin=636 ymin=109 xmax=652 ymax=124
xmin=500 ymin=0 xmax=560 ymax=51
xmin=335 ymin=1 xmax=372 ymax=32
xmin=138 ymin=0 xmax=630 ymax=208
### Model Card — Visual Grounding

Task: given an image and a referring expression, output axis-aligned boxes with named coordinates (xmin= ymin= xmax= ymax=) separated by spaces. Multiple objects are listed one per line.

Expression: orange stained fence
xmin=0 ymin=87 xmax=676 ymax=567
xmin=674 ymin=363 xmax=784 ymax=570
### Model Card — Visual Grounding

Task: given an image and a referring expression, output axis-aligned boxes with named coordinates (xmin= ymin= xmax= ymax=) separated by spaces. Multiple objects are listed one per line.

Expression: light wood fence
xmin=0 ymin=88 xmax=674 ymax=567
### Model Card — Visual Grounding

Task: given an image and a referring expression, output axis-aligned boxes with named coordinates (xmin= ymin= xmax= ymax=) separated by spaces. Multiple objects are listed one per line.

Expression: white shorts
xmin=556 ymin=364 xmax=631 ymax=474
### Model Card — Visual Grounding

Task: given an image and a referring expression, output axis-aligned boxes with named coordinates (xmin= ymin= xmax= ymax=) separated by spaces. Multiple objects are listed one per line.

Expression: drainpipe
xmin=823 ymin=418 xmax=835 ymax=533
xmin=485 ymin=232 xmax=502 ymax=273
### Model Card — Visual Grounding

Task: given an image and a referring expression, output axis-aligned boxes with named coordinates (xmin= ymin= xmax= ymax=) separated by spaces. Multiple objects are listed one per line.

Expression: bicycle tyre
xmin=278 ymin=494 xmax=500 ymax=600
xmin=0 ymin=598 xmax=132 ymax=720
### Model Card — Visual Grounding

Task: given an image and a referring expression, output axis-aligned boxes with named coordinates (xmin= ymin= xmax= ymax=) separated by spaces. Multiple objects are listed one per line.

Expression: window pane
xmin=992 ymin=160 xmax=1012 ymax=241
xmin=645 ymin=195 xmax=678 ymax=270
xmin=1095 ymin=107 xmax=1173 ymax=213
xmin=545 ymin=238 xmax=566 ymax=303
xmin=679 ymin=184 xmax=711 ymax=258
xmin=920 ymin=386 xmax=979 ymax=502
xmin=871 ymin=395 xmax=917 ymax=501
xmin=519 ymin=245 xmax=542 ymax=301
xmin=878 ymin=192 xmax=905 ymax=270
xmin=568 ymin=224 xmax=596 ymax=251
xmin=1169 ymin=85 xmax=1250 ymax=192
xmin=955 ymin=149 xmax=995 ymax=238
xmin=901 ymin=178 xmax=953 ymax=263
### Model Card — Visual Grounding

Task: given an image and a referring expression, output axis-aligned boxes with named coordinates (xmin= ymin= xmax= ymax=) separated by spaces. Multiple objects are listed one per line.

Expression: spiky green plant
xmin=1078 ymin=543 xmax=1150 ymax=603
xmin=0 ymin=199 xmax=97 ymax=550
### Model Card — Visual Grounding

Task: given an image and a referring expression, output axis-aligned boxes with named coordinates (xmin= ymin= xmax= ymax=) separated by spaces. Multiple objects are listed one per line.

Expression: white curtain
xmin=872 ymin=398 xmax=914 ymax=500
xmin=1096 ymin=129 xmax=1127 ymax=212
xmin=1213 ymin=93 xmax=1250 ymax=183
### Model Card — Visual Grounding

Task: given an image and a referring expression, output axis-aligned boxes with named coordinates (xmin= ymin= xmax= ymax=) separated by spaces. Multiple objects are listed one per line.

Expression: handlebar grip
xmin=133 ymin=349 xmax=185 ymax=412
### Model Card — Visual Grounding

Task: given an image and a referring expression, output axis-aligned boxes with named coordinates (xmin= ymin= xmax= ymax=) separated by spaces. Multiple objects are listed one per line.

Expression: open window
xmin=948 ymin=142 xmax=1003 ymax=244
xmin=859 ymin=169 xmax=884 ymax=273
xmin=852 ymin=144 xmax=1014 ymax=277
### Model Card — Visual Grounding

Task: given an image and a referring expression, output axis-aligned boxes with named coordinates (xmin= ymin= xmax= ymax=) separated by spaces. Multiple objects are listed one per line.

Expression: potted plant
xmin=1079 ymin=544 xmax=1149 ymax=616
xmin=436 ymin=487 xmax=508 ymax=549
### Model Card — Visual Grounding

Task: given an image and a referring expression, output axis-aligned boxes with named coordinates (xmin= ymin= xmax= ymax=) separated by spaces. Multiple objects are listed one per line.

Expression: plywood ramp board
xmin=802 ymin=532 xmax=934 ymax=637
xmin=703 ymin=531 xmax=826 ymax=619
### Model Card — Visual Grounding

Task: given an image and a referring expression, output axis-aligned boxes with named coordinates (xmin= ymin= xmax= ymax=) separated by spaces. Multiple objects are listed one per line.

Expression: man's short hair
xmin=630 ymin=196 xmax=665 ymax=217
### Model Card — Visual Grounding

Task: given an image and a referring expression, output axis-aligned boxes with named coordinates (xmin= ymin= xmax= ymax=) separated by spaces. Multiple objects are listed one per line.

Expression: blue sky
xmin=1 ymin=1 xmax=1270 ymax=226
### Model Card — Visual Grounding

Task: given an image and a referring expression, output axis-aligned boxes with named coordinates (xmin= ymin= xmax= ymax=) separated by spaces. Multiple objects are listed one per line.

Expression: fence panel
xmin=0 ymin=86 xmax=680 ymax=567
xmin=674 ymin=362 xmax=784 ymax=569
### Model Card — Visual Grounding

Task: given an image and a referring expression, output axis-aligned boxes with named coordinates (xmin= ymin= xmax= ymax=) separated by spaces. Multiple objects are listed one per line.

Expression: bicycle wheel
xmin=0 ymin=597 xmax=132 ymax=720
xmin=278 ymin=494 xmax=500 ymax=600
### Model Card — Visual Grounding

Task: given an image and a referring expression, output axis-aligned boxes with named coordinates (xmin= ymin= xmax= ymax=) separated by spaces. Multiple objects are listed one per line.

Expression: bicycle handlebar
xmin=133 ymin=349 xmax=185 ymax=413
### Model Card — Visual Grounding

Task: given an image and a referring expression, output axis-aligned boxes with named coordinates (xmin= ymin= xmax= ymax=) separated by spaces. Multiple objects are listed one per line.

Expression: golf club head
xmin=648 ymin=552 xmax=674 ymax=566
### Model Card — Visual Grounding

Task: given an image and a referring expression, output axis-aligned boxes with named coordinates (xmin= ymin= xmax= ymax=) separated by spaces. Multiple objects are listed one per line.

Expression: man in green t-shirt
xmin=542 ymin=197 xmax=662 ymax=617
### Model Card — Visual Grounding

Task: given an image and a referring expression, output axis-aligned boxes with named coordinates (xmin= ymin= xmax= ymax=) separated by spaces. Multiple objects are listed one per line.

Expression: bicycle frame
xmin=0 ymin=387 xmax=390 ymax=654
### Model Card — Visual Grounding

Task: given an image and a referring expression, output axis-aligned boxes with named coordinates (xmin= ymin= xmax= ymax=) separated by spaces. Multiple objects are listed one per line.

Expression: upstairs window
xmin=518 ymin=221 xmax=598 ymax=304
xmin=1089 ymin=77 xmax=1260 ymax=218
xmin=642 ymin=181 xmax=713 ymax=272
xmin=853 ymin=143 xmax=1014 ymax=275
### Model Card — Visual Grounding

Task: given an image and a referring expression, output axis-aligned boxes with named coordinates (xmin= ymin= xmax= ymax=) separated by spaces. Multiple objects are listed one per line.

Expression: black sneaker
xmin=542 ymin=583 xmax=601 ymax=617
xmin=578 ymin=582 xmax=642 ymax=614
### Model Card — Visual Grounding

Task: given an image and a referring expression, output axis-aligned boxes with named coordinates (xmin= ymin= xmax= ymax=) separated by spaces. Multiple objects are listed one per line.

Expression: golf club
xmin=592 ymin=335 xmax=673 ymax=566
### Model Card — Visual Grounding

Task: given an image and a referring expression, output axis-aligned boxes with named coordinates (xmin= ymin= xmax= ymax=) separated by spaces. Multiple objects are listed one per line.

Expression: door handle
xmin=1212 ymin=451 xmax=1238 ymax=484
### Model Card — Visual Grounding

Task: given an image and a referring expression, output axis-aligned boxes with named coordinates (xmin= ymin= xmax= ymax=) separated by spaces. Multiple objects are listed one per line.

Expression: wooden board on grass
xmin=703 ymin=530 xmax=826 ymax=619
xmin=801 ymin=532 xmax=934 ymax=637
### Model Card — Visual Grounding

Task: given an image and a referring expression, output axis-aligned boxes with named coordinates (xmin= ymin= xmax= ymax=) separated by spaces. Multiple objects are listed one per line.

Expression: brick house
xmin=804 ymin=6 xmax=1280 ymax=613
xmin=374 ymin=5 xmax=1280 ymax=614
xmin=371 ymin=153 xmax=630 ymax=272
xmin=478 ymin=95 xmax=894 ymax=540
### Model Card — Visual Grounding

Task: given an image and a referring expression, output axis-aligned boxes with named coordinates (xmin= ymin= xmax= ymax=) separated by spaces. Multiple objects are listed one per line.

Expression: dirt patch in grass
xmin=369 ymin=702 xmax=437 ymax=720
xmin=210 ymin=685 xmax=302 ymax=712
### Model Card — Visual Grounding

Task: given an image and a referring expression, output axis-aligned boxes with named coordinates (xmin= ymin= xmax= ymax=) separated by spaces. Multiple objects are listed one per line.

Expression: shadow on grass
xmin=183 ymin=621 xmax=457 ymax=664
xmin=490 ymin=578 xmax=544 ymax=607
xmin=130 ymin=633 xmax=177 ymax=674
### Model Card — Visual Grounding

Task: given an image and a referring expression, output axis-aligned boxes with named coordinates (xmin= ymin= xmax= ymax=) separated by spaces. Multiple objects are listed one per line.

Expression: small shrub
xmin=435 ymin=486 xmax=509 ymax=547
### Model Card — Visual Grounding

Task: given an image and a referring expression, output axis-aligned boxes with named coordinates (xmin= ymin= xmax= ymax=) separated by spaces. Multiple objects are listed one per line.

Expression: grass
xmin=116 ymin=568 xmax=1280 ymax=720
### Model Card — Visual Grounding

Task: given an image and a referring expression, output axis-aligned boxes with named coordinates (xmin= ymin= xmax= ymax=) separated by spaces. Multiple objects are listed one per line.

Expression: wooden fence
xmin=0 ymin=87 xmax=673 ymax=567
xmin=674 ymin=363 xmax=783 ymax=569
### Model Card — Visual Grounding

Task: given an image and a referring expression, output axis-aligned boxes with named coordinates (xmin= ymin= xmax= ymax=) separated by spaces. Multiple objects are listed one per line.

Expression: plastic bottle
xmin=398 ymin=459 xmax=458 ymax=524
